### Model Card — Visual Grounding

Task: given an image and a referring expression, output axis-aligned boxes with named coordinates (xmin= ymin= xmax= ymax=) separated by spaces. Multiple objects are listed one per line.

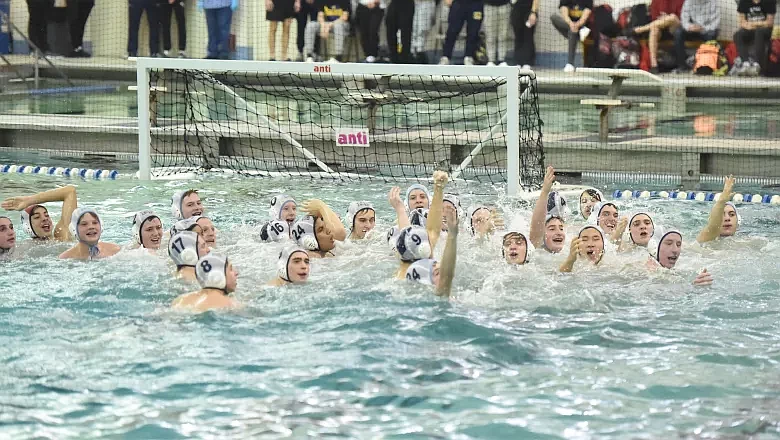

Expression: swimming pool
xmin=2 ymin=166 xmax=780 ymax=438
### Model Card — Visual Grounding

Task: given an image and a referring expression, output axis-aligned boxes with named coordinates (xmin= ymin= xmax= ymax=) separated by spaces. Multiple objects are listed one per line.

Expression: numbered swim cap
xmin=20 ymin=204 xmax=46 ymax=238
xmin=196 ymin=253 xmax=229 ymax=291
xmin=260 ymin=219 xmax=290 ymax=243
xmin=132 ymin=210 xmax=162 ymax=247
xmin=386 ymin=225 xmax=400 ymax=251
xmin=277 ymin=245 xmax=308 ymax=282
xmin=170 ymin=216 xmax=202 ymax=236
xmin=443 ymin=194 xmax=463 ymax=220
xmin=269 ymin=195 xmax=296 ymax=222
xmin=346 ymin=201 xmax=374 ymax=232
xmin=547 ymin=191 xmax=570 ymax=220
xmin=406 ymin=258 xmax=437 ymax=285
xmin=168 ymin=231 xmax=203 ymax=268
xmin=291 ymin=215 xmax=319 ymax=251
xmin=395 ymin=226 xmax=431 ymax=262
xmin=405 ymin=184 xmax=431 ymax=210
xmin=409 ymin=208 xmax=429 ymax=228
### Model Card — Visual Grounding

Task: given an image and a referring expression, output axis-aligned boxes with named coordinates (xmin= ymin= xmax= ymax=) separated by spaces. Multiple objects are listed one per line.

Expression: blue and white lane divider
xmin=613 ymin=190 xmax=780 ymax=205
xmin=0 ymin=164 xmax=119 ymax=180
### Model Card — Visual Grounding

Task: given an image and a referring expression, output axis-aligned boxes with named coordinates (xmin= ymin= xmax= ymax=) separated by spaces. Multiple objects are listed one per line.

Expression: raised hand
xmin=490 ymin=210 xmax=505 ymax=231
xmin=1 ymin=196 xmax=32 ymax=211
xmin=567 ymin=238 xmax=581 ymax=261
xmin=433 ymin=170 xmax=449 ymax=187
xmin=301 ymin=199 xmax=324 ymax=217
xmin=720 ymin=175 xmax=736 ymax=201
xmin=388 ymin=186 xmax=403 ymax=210
xmin=542 ymin=166 xmax=555 ymax=192
xmin=693 ymin=268 xmax=714 ymax=286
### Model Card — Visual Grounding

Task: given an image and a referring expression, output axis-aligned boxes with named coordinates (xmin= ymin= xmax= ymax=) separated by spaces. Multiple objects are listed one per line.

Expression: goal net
xmin=135 ymin=60 xmax=545 ymax=195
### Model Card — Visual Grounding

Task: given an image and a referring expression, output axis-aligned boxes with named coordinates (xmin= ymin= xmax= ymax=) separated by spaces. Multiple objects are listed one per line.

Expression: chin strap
xmin=87 ymin=244 xmax=100 ymax=261
xmin=0 ymin=247 xmax=10 ymax=256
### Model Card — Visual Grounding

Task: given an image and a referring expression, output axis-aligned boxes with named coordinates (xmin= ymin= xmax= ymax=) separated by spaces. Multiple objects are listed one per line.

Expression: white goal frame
xmin=136 ymin=58 xmax=530 ymax=196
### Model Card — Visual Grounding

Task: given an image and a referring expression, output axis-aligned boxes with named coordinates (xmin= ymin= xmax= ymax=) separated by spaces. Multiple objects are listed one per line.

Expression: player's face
xmin=579 ymin=228 xmax=604 ymax=263
xmin=182 ymin=193 xmax=203 ymax=218
xmin=629 ymin=214 xmax=653 ymax=246
xmin=598 ymin=205 xmax=619 ymax=233
xmin=409 ymin=189 xmax=429 ymax=209
xmin=0 ymin=218 xmax=15 ymax=250
xmin=658 ymin=233 xmax=682 ymax=269
xmin=77 ymin=213 xmax=101 ymax=246
xmin=315 ymin=217 xmax=335 ymax=251
xmin=30 ymin=206 xmax=52 ymax=237
xmin=141 ymin=218 xmax=163 ymax=249
xmin=720 ymin=205 xmax=737 ymax=236
xmin=281 ymin=202 xmax=297 ymax=223
xmin=288 ymin=251 xmax=311 ymax=283
xmin=352 ymin=209 xmax=376 ymax=239
xmin=196 ymin=217 xmax=217 ymax=248
xmin=503 ymin=235 xmax=528 ymax=265
xmin=544 ymin=218 xmax=566 ymax=253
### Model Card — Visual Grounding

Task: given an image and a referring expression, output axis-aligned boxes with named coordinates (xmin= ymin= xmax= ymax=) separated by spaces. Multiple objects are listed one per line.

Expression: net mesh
xmin=146 ymin=67 xmax=545 ymax=188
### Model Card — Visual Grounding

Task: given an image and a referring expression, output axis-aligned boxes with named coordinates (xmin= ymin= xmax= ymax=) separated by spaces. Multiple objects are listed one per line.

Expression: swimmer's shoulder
xmin=100 ymin=242 xmax=122 ymax=257
xmin=58 ymin=247 xmax=76 ymax=260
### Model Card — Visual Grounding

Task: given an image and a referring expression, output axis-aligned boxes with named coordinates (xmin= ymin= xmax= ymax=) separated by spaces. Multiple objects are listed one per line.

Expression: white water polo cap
xmin=69 ymin=207 xmax=101 ymax=243
xmin=171 ymin=190 xmax=185 ymax=220
xmin=405 ymin=184 xmax=431 ymax=210
xmin=443 ymin=194 xmax=463 ymax=220
xmin=132 ymin=210 xmax=162 ymax=247
xmin=269 ymin=195 xmax=296 ymax=221
xmin=547 ymin=191 xmax=570 ymax=220
xmin=196 ymin=253 xmax=229 ymax=291
xmin=291 ymin=215 xmax=320 ymax=251
xmin=20 ymin=204 xmax=47 ymax=238
xmin=260 ymin=219 xmax=290 ymax=243
xmin=386 ymin=226 xmax=400 ymax=251
xmin=395 ymin=226 xmax=431 ymax=262
xmin=579 ymin=188 xmax=604 ymax=219
xmin=409 ymin=208 xmax=429 ymax=228
xmin=346 ymin=201 xmax=374 ymax=231
xmin=277 ymin=245 xmax=308 ymax=282
xmin=170 ymin=216 xmax=202 ymax=236
xmin=406 ymin=258 xmax=437 ymax=285
xmin=168 ymin=231 xmax=203 ymax=268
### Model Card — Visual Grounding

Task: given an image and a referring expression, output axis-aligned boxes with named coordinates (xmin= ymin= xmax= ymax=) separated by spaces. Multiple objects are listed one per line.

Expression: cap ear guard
xmin=409 ymin=208 xmax=429 ymax=227
xmin=169 ymin=231 xmax=201 ymax=267
xmin=195 ymin=253 xmax=228 ymax=290
xmin=171 ymin=190 xmax=185 ymax=220
xmin=395 ymin=226 xmax=431 ymax=262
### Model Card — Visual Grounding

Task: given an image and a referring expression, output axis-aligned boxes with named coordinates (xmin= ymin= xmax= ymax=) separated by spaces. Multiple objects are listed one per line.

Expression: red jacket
xmin=650 ymin=0 xmax=684 ymax=20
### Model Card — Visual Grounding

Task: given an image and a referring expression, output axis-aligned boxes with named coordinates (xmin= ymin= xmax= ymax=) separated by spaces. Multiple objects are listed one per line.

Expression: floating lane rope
xmin=612 ymin=190 xmax=780 ymax=205
xmin=0 ymin=164 xmax=119 ymax=180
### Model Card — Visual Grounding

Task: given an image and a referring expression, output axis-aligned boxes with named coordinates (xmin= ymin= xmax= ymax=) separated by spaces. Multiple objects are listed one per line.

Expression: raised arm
xmin=388 ymin=186 xmax=410 ymax=229
xmin=1 ymin=185 xmax=77 ymax=241
xmin=530 ymin=166 xmax=555 ymax=248
xmin=696 ymin=176 xmax=735 ymax=244
xmin=559 ymin=238 xmax=580 ymax=273
xmin=427 ymin=171 xmax=448 ymax=250
xmin=302 ymin=199 xmax=348 ymax=241
xmin=436 ymin=205 xmax=459 ymax=297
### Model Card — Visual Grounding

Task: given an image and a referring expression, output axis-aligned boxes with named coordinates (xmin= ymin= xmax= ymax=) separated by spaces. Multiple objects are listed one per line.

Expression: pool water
xmin=2 ymin=170 xmax=780 ymax=439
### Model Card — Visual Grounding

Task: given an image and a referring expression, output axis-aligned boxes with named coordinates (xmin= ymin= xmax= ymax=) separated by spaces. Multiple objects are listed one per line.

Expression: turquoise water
xmin=2 ymin=167 xmax=780 ymax=438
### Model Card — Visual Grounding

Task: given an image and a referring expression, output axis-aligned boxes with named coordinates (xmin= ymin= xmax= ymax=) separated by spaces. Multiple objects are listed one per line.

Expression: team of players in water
xmin=1 ymin=167 xmax=741 ymax=311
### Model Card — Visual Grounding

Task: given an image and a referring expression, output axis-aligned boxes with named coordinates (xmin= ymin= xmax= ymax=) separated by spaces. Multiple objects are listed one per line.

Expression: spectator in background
xmin=356 ymin=0 xmax=385 ymax=62
xmin=550 ymin=0 xmax=591 ymax=72
xmin=303 ymin=0 xmax=350 ymax=62
xmin=199 ymin=0 xmax=239 ymax=59
xmin=25 ymin=0 xmax=51 ymax=55
xmin=632 ymin=0 xmax=684 ymax=74
xmin=483 ymin=0 xmax=510 ymax=65
xmin=673 ymin=0 xmax=719 ymax=72
xmin=296 ymin=0 xmax=319 ymax=60
xmin=733 ymin=0 xmax=775 ymax=75
xmin=160 ymin=0 xmax=187 ymax=58
xmin=386 ymin=0 xmax=414 ymax=63
xmin=511 ymin=0 xmax=538 ymax=69
xmin=411 ymin=0 xmax=436 ymax=63
xmin=267 ymin=0 xmax=300 ymax=60
xmin=67 ymin=0 xmax=93 ymax=57
xmin=439 ymin=0 xmax=483 ymax=65
xmin=128 ymin=0 xmax=161 ymax=58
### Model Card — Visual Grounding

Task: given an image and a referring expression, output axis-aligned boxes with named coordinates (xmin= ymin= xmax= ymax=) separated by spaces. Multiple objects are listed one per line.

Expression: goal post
xmin=134 ymin=58 xmax=544 ymax=195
